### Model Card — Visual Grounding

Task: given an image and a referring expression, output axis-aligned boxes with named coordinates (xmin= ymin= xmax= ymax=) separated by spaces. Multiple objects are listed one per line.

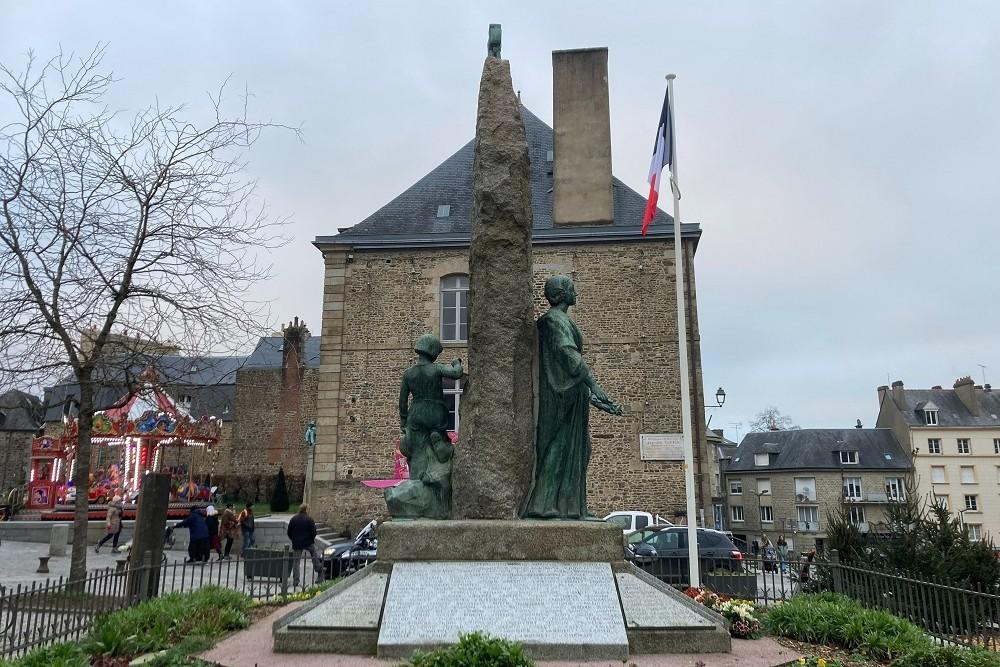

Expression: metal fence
xmin=635 ymin=551 xmax=1000 ymax=651
xmin=0 ymin=548 xmax=331 ymax=659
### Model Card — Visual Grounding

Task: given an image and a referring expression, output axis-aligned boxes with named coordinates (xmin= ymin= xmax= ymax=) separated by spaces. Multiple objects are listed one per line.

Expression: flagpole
xmin=666 ymin=73 xmax=700 ymax=588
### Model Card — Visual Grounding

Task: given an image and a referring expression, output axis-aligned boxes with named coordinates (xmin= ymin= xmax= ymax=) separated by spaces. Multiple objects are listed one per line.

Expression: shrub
xmin=405 ymin=632 xmax=534 ymax=667
xmin=765 ymin=593 xmax=928 ymax=661
xmin=895 ymin=645 xmax=1000 ymax=667
xmin=270 ymin=467 xmax=290 ymax=512
xmin=2 ymin=642 xmax=88 ymax=667
xmin=85 ymin=586 xmax=250 ymax=657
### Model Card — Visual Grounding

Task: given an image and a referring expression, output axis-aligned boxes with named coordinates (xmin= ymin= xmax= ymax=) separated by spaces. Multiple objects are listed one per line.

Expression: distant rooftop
xmin=727 ymin=428 xmax=911 ymax=473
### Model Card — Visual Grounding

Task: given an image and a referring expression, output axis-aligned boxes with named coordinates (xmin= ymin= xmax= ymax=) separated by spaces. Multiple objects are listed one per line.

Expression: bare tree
xmin=0 ymin=46 xmax=292 ymax=582
xmin=748 ymin=406 xmax=799 ymax=433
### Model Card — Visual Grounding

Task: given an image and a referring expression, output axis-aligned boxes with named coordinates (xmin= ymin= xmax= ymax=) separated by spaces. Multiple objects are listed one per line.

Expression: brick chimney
xmin=891 ymin=380 xmax=905 ymax=407
xmin=552 ymin=47 xmax=613 ymax=226
xmin=282 ymin=316 xmax=310 ymax=370
xmin=953 ymin=376 xmax=980 ymax=416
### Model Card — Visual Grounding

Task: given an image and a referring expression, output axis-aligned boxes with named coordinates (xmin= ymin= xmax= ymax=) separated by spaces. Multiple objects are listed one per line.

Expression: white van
xmin=603 ymin=511 xmax=673 ymax=534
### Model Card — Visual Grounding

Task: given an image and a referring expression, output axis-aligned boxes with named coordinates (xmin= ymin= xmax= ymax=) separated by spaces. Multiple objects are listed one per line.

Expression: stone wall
xmin=312 ymin=239 xmax=708 ymax=533
xmin=0 ymin=430 xmax=31 ymax=494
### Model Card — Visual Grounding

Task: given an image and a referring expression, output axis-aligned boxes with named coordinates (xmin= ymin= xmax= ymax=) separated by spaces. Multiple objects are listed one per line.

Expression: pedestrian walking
xmin=220 ymin=503 xmax=239 ymax=559
xmin=777 ymin=534 xmax=789 ymax=574
xmin=287 ymin=503 xmax=325 ymax=587
xmin=205 ymin=505 xmax=223 ymax=559
xmin=95 ymin=495 xmax=124 ymax=553
xmin=176 ymin=506 xmax=210 ymax=563
xmin=799 ymin=547 xmax=817 ymax=583
xmin=237 ymin=502 xmax=256 ymax=556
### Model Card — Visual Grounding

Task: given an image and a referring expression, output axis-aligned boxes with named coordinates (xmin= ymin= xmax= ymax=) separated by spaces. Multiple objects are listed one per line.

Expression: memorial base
xmin=272 ymin=520 xmax=731 ymax=660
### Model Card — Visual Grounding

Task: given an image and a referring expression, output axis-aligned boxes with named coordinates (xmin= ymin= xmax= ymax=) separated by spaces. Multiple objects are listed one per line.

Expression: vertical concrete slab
xmin=49 ymin=523 xmax=68 ymax=556
xmin=552 ymin=47 xmax=613 ymax=226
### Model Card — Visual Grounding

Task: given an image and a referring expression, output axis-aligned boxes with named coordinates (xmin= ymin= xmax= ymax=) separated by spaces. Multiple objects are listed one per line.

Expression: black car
xmin=323 ymin=519 xmax=377 ymax=578
xmin=625 ymin=526 xmax=744 ymax=583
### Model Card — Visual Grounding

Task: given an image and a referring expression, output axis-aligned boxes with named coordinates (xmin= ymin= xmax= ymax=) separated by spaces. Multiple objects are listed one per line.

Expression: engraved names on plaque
xmin=639 ymin=433 xmax=684 ymax=461
xmin=378 ymin=561 xmax=628 ymax=656
xmin=290 ymin=572 xmax=388 ymax=629
xmin=615 ymin=572 xmax=713 ymax=628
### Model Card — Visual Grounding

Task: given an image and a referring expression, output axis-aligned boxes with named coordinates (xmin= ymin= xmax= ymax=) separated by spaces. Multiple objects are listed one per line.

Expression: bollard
xmin=36 ymin=556 xmax=50 ymax=573
xmin=49 ymin=524 xmax=69 ymax=557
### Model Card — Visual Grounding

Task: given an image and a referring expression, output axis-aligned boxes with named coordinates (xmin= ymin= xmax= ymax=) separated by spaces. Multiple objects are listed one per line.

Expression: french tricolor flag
xmin=642 ymin=87 xmax=675 ymax=235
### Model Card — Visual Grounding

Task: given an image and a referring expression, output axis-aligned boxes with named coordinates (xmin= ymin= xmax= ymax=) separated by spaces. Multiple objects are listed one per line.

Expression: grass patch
xmin=250 ymin=502 xmax=299 ymax=516
xmin=766 ymin=593 xmax=1000 ymax=666
xmin=405 ymin=632 xmax=534 ymax=667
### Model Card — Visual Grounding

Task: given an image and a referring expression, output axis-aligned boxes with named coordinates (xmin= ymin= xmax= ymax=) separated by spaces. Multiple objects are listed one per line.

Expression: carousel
xmin=28 ymin=367 xmax=223 ymax=519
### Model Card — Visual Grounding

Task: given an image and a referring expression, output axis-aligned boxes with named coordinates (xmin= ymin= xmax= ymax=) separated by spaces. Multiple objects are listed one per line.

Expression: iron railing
xmin=0 ymin=548 xmax=335 ymax=659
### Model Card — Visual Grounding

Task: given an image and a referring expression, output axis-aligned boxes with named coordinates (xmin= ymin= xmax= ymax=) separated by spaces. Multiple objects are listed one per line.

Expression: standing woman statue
xmin=523 ymin=276 xmax=623 ymax=520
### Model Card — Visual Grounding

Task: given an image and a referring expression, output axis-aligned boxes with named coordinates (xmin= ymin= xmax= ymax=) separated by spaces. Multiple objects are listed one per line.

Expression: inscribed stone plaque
xmin=640 ymin=433 xmax=684 ymax=461
xmin=615 ymin=572 xmax=714 ymax=628
xmin=289 ymin=572 xmax=387 ymax=629
xmin=378 ymin=561 xmax=627 ymax=657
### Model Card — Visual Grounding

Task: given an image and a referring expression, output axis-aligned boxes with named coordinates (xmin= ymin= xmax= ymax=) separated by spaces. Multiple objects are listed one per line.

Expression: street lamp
xmin=958 ymin=508 xmax=971 ymax=531
xmin=706 ymin=387 xmax=726 ymax=409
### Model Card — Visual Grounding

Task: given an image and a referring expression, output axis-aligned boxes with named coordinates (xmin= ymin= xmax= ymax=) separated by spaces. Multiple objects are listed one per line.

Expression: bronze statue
xmin=522 ymin=276 xmax=623 ymax=520
xmin=385 ymin=334 xmax=464 ymax=519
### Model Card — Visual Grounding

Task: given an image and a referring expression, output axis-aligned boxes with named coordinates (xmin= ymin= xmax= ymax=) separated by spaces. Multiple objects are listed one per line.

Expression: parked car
xmin=603 ymin=511 xmax=673 ymax=535
xmin=625 ymin=526 xmax=744 ymax=581
xmin=323 ymin=519 xmax=377 ymax=578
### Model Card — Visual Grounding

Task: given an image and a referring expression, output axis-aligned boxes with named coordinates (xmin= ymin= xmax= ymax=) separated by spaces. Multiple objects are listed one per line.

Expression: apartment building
xmin=876 ymin=377 xmax=1000 ymax=544
xmin=723 ymin=428 xmax=912 ymax=553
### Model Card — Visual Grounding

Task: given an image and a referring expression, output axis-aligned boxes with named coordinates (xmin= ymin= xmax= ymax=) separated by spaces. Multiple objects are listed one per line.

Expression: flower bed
xmin=683 ymin=587 xmax=762 ymax=639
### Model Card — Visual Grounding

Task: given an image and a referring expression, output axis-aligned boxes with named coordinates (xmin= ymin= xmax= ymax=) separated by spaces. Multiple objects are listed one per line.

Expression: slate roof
xmin=327 ymin=106 xmax=681 ymax=241
xmin=0 ymin=390 xmax=42 ymax=432
xmin=726 ymin=429 xmax=911 ymax=473
xmin=243 ymin=336 xmax=320 ymax=369
xmin=896 ymin=388 xmax=1000 ymax=428
xmin=43 ymin=382 xmax=237 ymax=424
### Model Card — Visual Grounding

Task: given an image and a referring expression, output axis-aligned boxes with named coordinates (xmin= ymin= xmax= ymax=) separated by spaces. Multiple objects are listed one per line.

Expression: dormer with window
xmin=753 ymin=452 xmax=769 ymax=467
xmin=839 ymin=450 xmax=859 ymax=465
xmin=919 ymin=401 xmax=939 ymax=426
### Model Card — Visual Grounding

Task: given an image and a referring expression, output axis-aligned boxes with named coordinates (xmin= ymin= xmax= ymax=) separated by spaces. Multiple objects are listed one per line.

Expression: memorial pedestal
xmin=272 ymin=520 xmax=731 ymax=660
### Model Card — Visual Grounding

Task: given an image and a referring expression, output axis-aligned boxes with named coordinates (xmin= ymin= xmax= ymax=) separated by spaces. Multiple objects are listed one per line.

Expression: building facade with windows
xmin=310 ymin=100 xmax=714 ymax=534
xmin=722 ymin=428 xmax=912 ymax=553
xmin=876 ymin=377 xmax=1000 ymax=544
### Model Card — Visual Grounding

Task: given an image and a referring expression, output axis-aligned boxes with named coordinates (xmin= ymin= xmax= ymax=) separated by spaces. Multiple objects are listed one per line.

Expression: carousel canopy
xmin=103 ymin=381 xmax=189 ymax=420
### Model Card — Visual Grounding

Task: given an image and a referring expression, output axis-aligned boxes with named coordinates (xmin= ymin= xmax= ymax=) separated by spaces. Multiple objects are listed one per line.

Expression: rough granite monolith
xmin=450 ymin=56 xmax=535 ymax=519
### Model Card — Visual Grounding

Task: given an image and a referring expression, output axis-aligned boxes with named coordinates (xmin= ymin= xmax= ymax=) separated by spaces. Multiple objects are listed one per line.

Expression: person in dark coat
xmin=287 ymin=504 xmax=325 ymax=586
xmin=176 ymin=507 xmax=210 ymax=563
xmin=205 ymin=505 xmax=223 ymax=559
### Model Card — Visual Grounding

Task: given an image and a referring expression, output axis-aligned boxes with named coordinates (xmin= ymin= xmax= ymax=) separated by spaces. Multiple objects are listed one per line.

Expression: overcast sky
xmin=5 ymin=2 xmax=999 ymax=438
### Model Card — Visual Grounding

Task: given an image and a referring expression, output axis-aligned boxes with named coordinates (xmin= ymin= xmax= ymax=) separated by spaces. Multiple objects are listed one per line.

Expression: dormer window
xmin=924 ymin=409 xmax=938 ymax=426
xmin=840 ymin=450 xmax=859 ymax=465
xmin=754 ymin=453 xmax=769 ymax=467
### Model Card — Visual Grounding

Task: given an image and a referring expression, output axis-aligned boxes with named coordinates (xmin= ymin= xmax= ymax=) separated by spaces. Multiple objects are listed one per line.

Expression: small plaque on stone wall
xmin=640 ymin=433 xmax=684 ymax=461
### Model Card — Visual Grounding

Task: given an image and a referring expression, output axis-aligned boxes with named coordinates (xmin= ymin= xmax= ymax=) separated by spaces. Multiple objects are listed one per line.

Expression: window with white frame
xmin=967 ymin=524 xmax=983 ymax=542
xmin=848 ymin=506 xmax=866 ymax=525
xmin=443 ymin=378 xmax=465 ymax=432
xmin=964 ymin=494 xmax=979 ymax=511
xmin=961 ymin=466 xmax=976 ymax=484
xmin=731 ymin=505 xmax=745 ymax=522
xmin=757 ymin=478 xmax=771 ymax=496
xmin=885 ymin=477 xmax=905 ymax=501
xmin=924 ymin=409 xmax=938 ymax=426
xmin=957 ymin=438 xmax=971 ymax=455
xmin=754 ymin=453 xmax=769 ymax=467
xmin=840 ymin=450 xmax=859 ymax=464
xmin=794 ymin=477 xmax=816 ymax=502
xmin=928 ymin=438 xmax=941 ymax=455
xmin=759 ymin=505 xmax=773 ymax=523
xmin=843 ymin=477 xmax=863 ymax=500
xmin=933 ymin=494 xmax=949 ymax=510
xmin=995 ymin=439 xmax=1000 ymax=454
xmin=931 ymin=466 xmax=946 ymax=484
xmin=797 ymin=505 xmax=820 ymax=530
xmin=440 ymin=275 xmax=469 ymax=342
xmin=729 ymin=479 xmax=743 ymax=495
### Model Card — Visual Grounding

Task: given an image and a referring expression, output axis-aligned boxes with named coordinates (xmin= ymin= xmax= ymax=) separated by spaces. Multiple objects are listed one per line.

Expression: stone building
xmin=876 ymin=377 xmax=1000 ymax=544
xmin=723 ymin=428 xmax=912 ymax=553
xmin=0 ymin=390 xmax=42 ymax=494
xmin=311 ymin=48 xmax=714 ymax=533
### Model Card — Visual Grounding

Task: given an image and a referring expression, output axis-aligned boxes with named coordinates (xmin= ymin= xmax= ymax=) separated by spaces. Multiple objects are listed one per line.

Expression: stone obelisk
xmin=451 ymin=30 xmax=536 ymax=519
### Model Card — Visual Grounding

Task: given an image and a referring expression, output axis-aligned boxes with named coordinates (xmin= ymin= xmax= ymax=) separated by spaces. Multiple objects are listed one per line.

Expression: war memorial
xmin=272 ymin=28 xmax=730 ymax=661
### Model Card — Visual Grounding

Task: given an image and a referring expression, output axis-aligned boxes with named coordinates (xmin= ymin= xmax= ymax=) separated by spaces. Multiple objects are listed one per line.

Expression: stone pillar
xmin=126 ymin=473 xmax=170 ymax=599
xmin=451 ymin=56 xmax=536 ymax=519
xmin=49 ymin=523 xmax=68 ymax=556
xmin=552 ymin=48 xmax=613 ymax=226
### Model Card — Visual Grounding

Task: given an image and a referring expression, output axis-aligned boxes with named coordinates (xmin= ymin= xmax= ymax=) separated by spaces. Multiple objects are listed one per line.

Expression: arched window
xmin=440 ymin=274 xmax=469 ymax=342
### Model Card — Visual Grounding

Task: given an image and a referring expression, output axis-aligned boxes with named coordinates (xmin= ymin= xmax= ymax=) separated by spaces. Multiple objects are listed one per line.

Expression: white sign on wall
xmin=639 ymin=433 xmax=684 ymax=461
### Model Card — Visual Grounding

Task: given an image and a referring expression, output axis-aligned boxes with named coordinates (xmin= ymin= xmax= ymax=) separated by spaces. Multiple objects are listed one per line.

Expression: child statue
xmin=385 ymin=334 xmax=464 ymax=519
